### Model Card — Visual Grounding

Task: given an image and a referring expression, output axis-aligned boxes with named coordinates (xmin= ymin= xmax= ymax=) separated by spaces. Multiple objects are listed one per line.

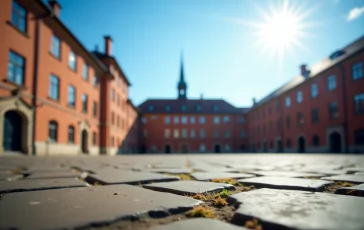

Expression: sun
xmin=248 ymin=0 xmax=318 ymax=62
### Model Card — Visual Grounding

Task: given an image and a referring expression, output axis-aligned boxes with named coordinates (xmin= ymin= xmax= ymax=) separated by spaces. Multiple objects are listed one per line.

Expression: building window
xmin=223 ymin=116 xmax=230 ymax=123
xmin=286 ymin=116 xmax=290 ymax=129
xmin=93 ymin=101 xmax=97 ymax=117
xmin=200 ymin=129 xmax=206 ymax=138
xmin=311 ymin=84 xmax=318 ymax=98
xmin=213 ymin=105 xmax=219 ymax=111
xmin=164 ymin=129 xmax=170 ymax=138
xmin=354 ymin=129 xmax=364 ymax=145
xmin=116 ymin=115 xmax=120 ymax=127
xmin=181 ymin=116 xmax=188 ymax=124
xmin=213 ymin=116 xmax=220 ymax=124
xmin=285 ymin=96 xmax=291 ymax=107
xmin=165 ymin=116 xmax=170 ymax=124
xmin=182 ymin=129 xmax=187 ymax=138
xmin=11 ymin=1 xmax=27 ymax=33
xmin=327 ymin=75 xmax=336 ymax=91
xmin=148 ymin=105 xmax=154 ymax=111
xmin=111 ymin=137 xmax=114 ymax=147
xmin=214 ymin=130 xmax=219 ymax=138
xmin=49 ymin=74 xmax=59 ymax=100
xmin=200 ymin=144 xmax=206 ymax=152
xmin=8 ymin=51 xmax=25 ymax=85
xmin=354 ymin=93 xmax=364 ymax=114
xmin=240 ymin=131 xmax=245 ymax=138
xmin=141 ymin=117 xmax=147 ymax=124
xmin=111 ymin=89 xmax=115 ymax=101
xmin=225 ymin=130 xmax=230 ymax=138
xmin=68 ymin=51 xmax=76 ymax=70
xmin=190 ymin=130 xmax=195 ymax=138
xmin=68 ymin=125 xmax=75 ymax=143
xmin=297 ymin=91 xmax=303 ymax=103
xmin=181 ymin=105 xmax=187 ymax=111
xmin=82 ymin=64 xmax=89 ymax=80
xmin=111 ymin=112 xmax=114 ymax=125
xmin=329 ymin=102 xmax=338 ymax=119
xmin=68 ymin=85 xmax=75 ymax=107
xmin=190 ymin=116 xmax=195 ymax=124
xmin=93 ymin=76 xmax=98 ymax=86
xmin=352 ymin=62 xmax=363 ymax=80
xmin=82 ymin=94 xmax=88 ymax=113
xmin=92 ymin=132 xmax=97 ymax=145
xmin=225 ymin=145 xmax=231 ymax=152
xmin=199 ymin=116 xmax=206 ymax=124
xmin=297 ymin=112 xmax=304 ymax=125
xmin=165 ymin=105 xmax=171 ymax=111
xmin=286 ymin=139 xmax=291 ymax=148
xmin=48 ymin=120 xmax=58 ymax=142
xmin=117 ymin=94 xmax=120 ymax=106
xmin=174 ymin=116 xmax=179 ymax=124
xmin=174 ymin=129 xmax=179 ymax=139
xmin=312 ymin=108 xmax=319 ymax=123
xmin=196 ymin=105 xmax=202 ymax=111
xmin=312 ymin=135 xmax=319 ymax=147
xmin=51 ymin=35 xmax=60 ymax=59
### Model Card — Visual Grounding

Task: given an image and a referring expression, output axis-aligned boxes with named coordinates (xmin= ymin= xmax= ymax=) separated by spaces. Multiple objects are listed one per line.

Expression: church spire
xmin=177 ymin=52 xmax=187 ymax=99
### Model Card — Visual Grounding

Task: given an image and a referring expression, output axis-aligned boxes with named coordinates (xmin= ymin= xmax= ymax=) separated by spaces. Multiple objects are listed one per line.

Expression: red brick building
xmin=138 ymin=58 xmax=248 ymax=153
xmin=246 ymin=36 xmax=364 ymax=153
xmin=0 ymin=0 xmax=139 ymax=155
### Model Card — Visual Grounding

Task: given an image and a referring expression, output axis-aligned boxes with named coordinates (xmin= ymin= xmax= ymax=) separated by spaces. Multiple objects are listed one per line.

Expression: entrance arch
xmin=164 ymin=144 xmax=171 ymax=154
xmin=3 ymin=111 xmax=23 ymax=152
xmin=329 ymin=132 xmax=342 ymax=153
xmin=298 ymin=137 xmax=306 ymax=153
xmin=81 ymin=130 xmax=88 ymax=154
xmin=214 ymin=144 xmax=221 ymax=153
xmin=276 ymin=140 xmax=283 ymax=153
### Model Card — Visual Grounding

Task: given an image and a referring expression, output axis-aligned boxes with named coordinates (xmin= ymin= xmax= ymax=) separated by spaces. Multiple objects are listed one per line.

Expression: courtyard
xmin=1 ymin=153 xmax=364 ymax=230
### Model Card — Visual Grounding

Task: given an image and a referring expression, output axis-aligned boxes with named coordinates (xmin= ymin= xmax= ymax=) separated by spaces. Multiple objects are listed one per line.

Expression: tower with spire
xmin=177 ymin=53 xmax=187 ymax=99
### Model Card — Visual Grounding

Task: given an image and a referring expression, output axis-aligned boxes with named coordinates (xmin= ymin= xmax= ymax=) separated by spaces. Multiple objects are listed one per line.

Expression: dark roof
xmin=92 ymin=51 xmax=131 ymax=86
xmin=252 ymin=35 xmax=364 ymax=109
xmin=138 ymin=99 xmax=247 ymax=115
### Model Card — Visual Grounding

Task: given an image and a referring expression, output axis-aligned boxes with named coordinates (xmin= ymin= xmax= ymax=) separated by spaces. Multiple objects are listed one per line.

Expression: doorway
xmin=3 ymin=111 xmax=22 ymax=152
xmin=329 ymin=132 xmax=342 ymax=153
xmin=214 ymin=144 xmax=221 ymax=153
xmin=277 ymin=140 xmax=283 ymax=153
xmin=81 ymin=130 xmax=88 ymax=154
xmin=164 ymin=144 xmax=171 ymax=154
xmin=298 ymin=137 xmax=306 ymax=153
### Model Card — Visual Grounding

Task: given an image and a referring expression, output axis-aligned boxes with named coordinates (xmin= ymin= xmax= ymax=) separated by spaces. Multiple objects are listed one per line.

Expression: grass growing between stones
xmin=213 ymin=195 xmax=228 ymax=207
xmin=211 ymin=178 xmax=239 ymax=186
xmin=324 ymin=181 xmax=358 ymax=193
xmin=245 ymin=218 xmax=263 ymax=230
xmin=185 ymin=205 xmax=215 ymax=218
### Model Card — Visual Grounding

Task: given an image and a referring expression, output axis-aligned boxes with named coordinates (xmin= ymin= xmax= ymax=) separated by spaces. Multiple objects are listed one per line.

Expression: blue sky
xmin=55 ymin=0 xmax=364 ymax=108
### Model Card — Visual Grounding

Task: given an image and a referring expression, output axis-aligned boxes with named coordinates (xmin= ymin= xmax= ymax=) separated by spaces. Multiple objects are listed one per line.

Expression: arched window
xmin=48 ymin=120 xmax=58 ymax=142
xmin=68 ymin=125 xmax=75 ymax=143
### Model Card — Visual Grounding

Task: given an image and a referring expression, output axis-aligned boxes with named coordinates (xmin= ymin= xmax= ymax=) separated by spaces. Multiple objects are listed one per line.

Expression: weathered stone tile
xmin=355 ymin=172 xmax=364 ymax=175
xmin=24 ymin=171 xmax=85 ymax=180
xmin=321 ymin=175 xmax=364 ymax=183
xmin=0 ymin=178 xmax=88 ymax=193
xmin=342 ymin=167 xmax=364 ymax=174
xmin=0 ymin=184 xmax=202 ymax=230
xmin=191 ymin=172 xmax=255 ymax=181
xmin=247 ymin=170 xmax=326 ymax=178
xmin=143 ymin=168 xmax=191 ymax=174
xmin=238 ymin=176 xmax=333 ymax=191
xmin=229 ymin=188 xmax=364 ymax=230
xmin=0 ymin=173 xmax=23 ymax=181
xmin=335 ymin=184 xmax=364 ymax=196
xmin=191 ymin=166 xmax=238 ymax=173
xmin=143 ymin=180 xmax=235 ymax=195
xmin=86 ymin=171 xmax=180 ymax=185
xmin=229 ymin=164 xmax=276 ymax=171
xmin=150 ymin=218 xmax=248 ymax=230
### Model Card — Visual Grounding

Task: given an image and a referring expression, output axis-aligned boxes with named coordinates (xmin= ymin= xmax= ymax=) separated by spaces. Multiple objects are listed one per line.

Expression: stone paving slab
xmin=143 ymin=168 xmax=192 ymax=174
xmin=0 ymin=184 xmax=202 ymax=230
xmin=24 ymin=171 xmax=85 ymax=180
xmin=228 ymin=188 xmax=364 ymax=230
xmin=143 ymin=180 xmax=235 ymax=195
xmin=238 ymin=176 xmax=333 ymax=191
xmin=247 ymin=170 xmax=326 ymax=178
xmin=0 ymin=178 xmax=88 ymax=193
xmin=150 ymin=218 xmax=249 ymax=230
xmin=0 ymin=173 xmax=23 ymax=181
xmin=335 ymin=183 xmax=364 ymax=196
xmin=191 ymin=172 xmax=255 ymax=181
xmin=86 ymin=171 xmax=180 ymax=185
xmin=321 ymin=175 xmax=364 ymax=183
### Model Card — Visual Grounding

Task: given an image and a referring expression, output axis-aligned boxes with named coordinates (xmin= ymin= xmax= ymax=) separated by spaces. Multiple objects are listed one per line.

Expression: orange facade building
xmin=0 ymin=0 xmax=139 ymax=155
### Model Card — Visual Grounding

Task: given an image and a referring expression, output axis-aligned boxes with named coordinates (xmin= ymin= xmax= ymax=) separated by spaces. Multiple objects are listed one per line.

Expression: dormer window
xmin=196 ymin=105 xmax=202 ymax=111
xmin=329 ymin=50 xmax=345 ymax=61
xmin=165 ymin=105 xmax=171 ymax=111
xmin=181 ymin=105 xmax=187 ymax=111
xmin=148 ymin=105 xmax=154 ymax=111
xmin=213 ymin=105 xmax=219 ymax=111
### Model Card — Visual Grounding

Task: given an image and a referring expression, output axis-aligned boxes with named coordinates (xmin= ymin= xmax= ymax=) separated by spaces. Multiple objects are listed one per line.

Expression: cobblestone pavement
xmin=1 ymin=154 xmax=364 ymax=230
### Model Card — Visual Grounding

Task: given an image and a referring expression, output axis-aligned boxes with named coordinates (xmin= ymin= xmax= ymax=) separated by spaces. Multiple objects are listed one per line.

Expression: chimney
xmin=300 ymin=64 xmax=310 ymax=79
xmin=48 ymin=0 xmax=61 ymax=17
xmin=104 ymin=36 xmax=112 ymax=55
xmin=252 ymin=97 xmax=256 ymax=105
